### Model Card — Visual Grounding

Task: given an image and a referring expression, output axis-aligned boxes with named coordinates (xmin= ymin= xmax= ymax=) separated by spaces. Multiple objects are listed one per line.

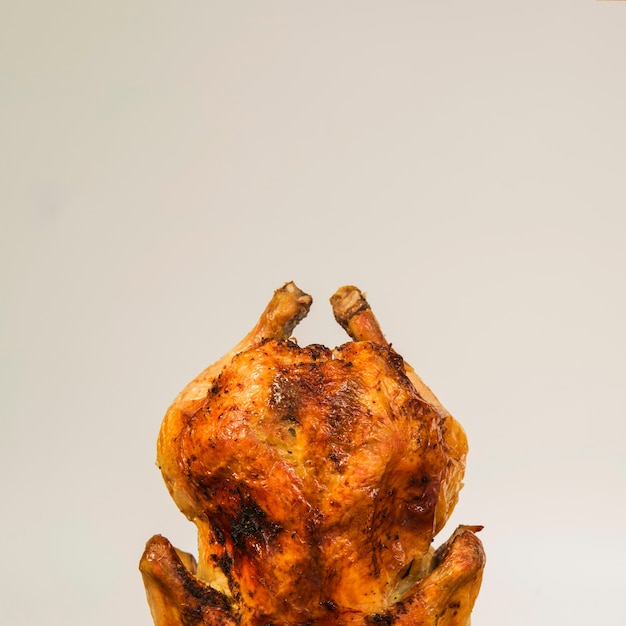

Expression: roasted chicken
xmin=140 ymin=283 xmax=485 ymax=626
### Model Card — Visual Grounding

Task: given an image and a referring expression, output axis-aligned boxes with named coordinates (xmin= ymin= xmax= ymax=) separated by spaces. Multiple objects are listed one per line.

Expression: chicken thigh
xmin=140 ymin=283 xmax=485 ymax=626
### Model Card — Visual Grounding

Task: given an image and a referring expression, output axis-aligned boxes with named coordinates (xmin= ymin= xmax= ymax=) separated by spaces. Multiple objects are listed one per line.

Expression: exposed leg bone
xmin=174 ymin=282 xmax=312 ymax=406
xmin=330 ymin=285 xmax=445 ymax=412
xmin=330 ymin=285 xmax=388 ymax=346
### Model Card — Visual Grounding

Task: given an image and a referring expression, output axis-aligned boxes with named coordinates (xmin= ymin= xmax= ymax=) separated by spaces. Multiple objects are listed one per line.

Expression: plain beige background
xmin=2 ymin=2 xmax=625 ymax=624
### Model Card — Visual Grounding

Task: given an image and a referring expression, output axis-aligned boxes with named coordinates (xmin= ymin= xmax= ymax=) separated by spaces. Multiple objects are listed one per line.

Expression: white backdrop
xmin=2 ymin=2 xmax=625 ymax=624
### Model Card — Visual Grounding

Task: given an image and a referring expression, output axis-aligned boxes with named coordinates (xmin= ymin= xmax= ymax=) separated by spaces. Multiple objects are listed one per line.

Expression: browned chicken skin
xmin=140 ymin=283 xmax=485 ymax=626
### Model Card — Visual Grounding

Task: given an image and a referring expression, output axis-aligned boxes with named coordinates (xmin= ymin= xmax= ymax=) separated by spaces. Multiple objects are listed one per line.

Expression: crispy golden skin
xmin=140 ymin=283 xmax=485 ymax=626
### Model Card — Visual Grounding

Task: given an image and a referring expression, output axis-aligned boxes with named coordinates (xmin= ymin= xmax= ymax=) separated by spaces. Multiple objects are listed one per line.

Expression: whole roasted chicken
xmin=140 ymin=283 xmax=485 ymax=626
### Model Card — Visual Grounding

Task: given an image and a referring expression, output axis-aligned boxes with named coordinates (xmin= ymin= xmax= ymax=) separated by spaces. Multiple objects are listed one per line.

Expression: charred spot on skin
xmin=387 ymin=351 xmax=405 ymax=374
xmin=306 ymin=344 xmax=332 ymax=361
xmin=172 ymin=557 xmax=232 ymax=614
xmin=230 ymin=496 xmax=283 ymax=551
xmin=371 ymin=545 xmax=382 ymax=579
xmin=366 ymin=613 xmax=393 ymax=626
xmin=218 ymin=553 xmax=233 ymax=576
xmin=214 ymin=526 xmax=226 ymax=546
xmin=320 ymin=599 xmax=337 ymax=611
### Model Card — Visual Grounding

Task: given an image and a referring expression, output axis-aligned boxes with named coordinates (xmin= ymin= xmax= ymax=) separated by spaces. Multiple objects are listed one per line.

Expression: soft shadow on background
xmin=1 ymin=2 xmax=625 ymax=624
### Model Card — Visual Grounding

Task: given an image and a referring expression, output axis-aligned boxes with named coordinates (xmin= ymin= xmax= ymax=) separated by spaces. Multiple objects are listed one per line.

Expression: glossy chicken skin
xmin=140 ymin=283 xmax=485 ymax=626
